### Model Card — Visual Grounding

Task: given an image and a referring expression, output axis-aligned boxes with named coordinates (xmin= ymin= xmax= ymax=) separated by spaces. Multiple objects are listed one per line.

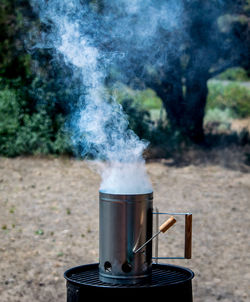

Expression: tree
xmin=92 ymin=0 xmax=249 ymax=144
xmin=146 ymin=0 xmax=250 ymax=143
xmin=2 ymin=0 xmax=249 ymax=147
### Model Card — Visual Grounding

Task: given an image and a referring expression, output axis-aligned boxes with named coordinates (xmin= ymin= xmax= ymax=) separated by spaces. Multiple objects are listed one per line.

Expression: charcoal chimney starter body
xmin=99 ymin=191 xmax=153 ymax=284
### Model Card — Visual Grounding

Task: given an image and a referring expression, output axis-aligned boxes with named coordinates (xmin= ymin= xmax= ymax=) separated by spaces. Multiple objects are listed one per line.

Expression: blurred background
xmin=0 ymin=1 xmax=250 ymax=302
xmin=0 ymin=0 xmax=249 ymax=161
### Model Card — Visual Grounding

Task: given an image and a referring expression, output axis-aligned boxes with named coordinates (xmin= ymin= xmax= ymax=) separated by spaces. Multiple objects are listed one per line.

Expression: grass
xmin=35 ymin=229 xmax=44 ymax=235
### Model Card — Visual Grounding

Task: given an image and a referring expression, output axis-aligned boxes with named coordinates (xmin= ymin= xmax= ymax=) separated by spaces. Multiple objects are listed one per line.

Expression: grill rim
xmin=64 ymin=263 xmax=194 ymax=288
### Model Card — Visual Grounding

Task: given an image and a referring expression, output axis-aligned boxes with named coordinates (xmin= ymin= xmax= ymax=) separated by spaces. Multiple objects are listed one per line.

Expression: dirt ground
xmin=0 ymin=152 xmax=249 ymax=302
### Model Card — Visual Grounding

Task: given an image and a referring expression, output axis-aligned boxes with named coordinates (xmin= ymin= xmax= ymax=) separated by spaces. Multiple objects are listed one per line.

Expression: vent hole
xmin=104 ymin=261 xmax=112 ymax=272
xmin=122 ymin=261 xmax=132 ymax=273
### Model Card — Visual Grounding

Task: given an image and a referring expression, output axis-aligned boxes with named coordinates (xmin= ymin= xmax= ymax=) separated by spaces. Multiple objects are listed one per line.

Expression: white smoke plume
xmin=31 ymin=0 xmax=182 ymax=194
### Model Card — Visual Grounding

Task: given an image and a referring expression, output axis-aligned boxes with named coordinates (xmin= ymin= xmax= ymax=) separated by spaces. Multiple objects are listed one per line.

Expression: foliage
xmin=206 ymin=81 xmax=250 ymax=118
xmin=0 ymin=0 xmax=82 ymax=157
xmin=0 ymin=0 xmax=250 ymax=157
xmin=0 ymin=87 xmax=71 ymax=157
xmin=0 ymin=0 xmax=35 ymax=82
xmin=215 ymin=67 xmax=249 ymax=81
xmin=105 ymin=0 xmax=250 ymax=143
xmin=112 ymin=84 xmax=162 ymax=110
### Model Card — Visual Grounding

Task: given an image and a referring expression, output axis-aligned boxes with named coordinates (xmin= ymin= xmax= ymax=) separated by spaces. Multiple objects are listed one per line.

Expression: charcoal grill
xmin=65 ymin=263 xmax=194 ymax=299
xmin=64 ymin=191 xmax=194 ymax=301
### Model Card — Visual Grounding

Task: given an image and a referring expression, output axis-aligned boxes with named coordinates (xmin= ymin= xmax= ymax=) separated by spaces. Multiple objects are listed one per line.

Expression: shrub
xmin=0 ymin=89 xmax=22 ymax=156
xmin=216 ymin=67 xmax=249 ymax=81
xmin=206 ymin=81 xmax=250 ymax=118
xmin=112 ymin=84 xmax=162 ymax=110
xmin=0 ymin=88 xmax=71 ymax=157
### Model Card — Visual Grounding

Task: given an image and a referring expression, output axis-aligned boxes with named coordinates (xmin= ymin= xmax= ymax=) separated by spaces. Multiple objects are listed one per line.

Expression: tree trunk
xmin=182 ymin=71 xmax=209 ymax=143
xmin=149 ymin=52 xmax=209 ymax=144
xmin=154 ymin=78 xmax=184 ymax=130
xmin=152 ymin=71 xmax=209 ymax=144
xmin=150 ymin=58 xmax=185 ymax=131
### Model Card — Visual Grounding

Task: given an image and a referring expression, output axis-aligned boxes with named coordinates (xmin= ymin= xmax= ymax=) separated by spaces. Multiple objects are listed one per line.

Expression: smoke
xmin=30 ymin=0 xmax=183 ymax=194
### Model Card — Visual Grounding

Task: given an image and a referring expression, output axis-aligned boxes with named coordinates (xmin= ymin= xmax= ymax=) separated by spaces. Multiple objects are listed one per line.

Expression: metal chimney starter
xmin=99 ymin=191 xmax=153 ymax=284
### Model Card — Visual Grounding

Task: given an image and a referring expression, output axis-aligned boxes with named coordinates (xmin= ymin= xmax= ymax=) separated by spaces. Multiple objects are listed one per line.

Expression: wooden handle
xmin=159 ymin=216 xmax=176 ymax=233
xmin=185 ymin=214 xmax=192 ymax=259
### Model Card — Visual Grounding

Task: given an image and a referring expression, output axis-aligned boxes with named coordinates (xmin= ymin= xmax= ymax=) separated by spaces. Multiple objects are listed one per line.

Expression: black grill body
xmin=64 ymin=263 xmax=194 ymax=301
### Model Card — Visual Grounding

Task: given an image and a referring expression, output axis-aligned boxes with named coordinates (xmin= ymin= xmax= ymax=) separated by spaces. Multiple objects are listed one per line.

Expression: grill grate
xmin=64 ymin=263 xmax=194 ymax=288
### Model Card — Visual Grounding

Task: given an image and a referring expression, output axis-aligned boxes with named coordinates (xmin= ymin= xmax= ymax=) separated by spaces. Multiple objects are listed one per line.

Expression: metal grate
xmin=64 ymin=263 xmax=194 ymax=288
